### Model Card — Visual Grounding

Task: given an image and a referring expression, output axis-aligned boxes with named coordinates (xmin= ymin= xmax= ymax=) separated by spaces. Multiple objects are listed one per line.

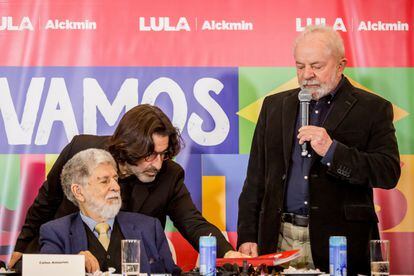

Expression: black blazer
xmin=237 ymin=77 xmax=400 ymax=275
xmin=15 ymin=135 xmax=233 ymax=257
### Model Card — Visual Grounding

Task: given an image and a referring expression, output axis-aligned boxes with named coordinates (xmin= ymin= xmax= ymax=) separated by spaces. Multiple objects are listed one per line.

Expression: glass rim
xmin=370 ymin=239 xmax=390 ymax=243
xmin=121 ymin=239 xmax=141 ymax=243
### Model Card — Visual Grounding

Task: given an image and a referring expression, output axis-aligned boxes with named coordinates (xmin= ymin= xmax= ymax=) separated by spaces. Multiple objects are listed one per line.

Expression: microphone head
xmin=298 ymin=89 xmax=312 ymax=102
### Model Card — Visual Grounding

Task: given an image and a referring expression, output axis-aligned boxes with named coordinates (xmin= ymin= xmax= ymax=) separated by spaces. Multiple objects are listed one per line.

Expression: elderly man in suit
xmin=39 ymin=148 xmax=179 ymax=274
xmin=237 ymin=25 xmax=400 ymax=275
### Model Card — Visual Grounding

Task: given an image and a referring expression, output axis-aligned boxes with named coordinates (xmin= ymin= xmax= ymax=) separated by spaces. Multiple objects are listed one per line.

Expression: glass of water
xmin=121 ymin=239 xmax=140 ymax=276
xmin=370 ymin=240 xmax=390 ymax=276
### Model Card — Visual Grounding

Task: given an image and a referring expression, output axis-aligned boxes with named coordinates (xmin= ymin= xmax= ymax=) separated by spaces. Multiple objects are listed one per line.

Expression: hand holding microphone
xmin=297 ymin=89 xmax=333 ymax=157
xmin=298 ymin=89 xmax=312 ymax=157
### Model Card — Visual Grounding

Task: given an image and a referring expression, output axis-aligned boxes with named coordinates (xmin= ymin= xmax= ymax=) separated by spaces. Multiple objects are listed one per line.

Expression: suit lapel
xmin=131 ymin=183 xmax=150 ymax=212
xmin=117 ymin=212 xmax=150 ymax=273
xmin=69 ymin=213 xmax=89 ymax=254
xmin=282 ymin=91 xmax=300 ymax=170
xmin=308 ymin=79 xmax=357 ymax=166
xmin=117 ymin=212 xmax=143 ymax=240
xmin=322 ymin=79 xmax=357 ymax=134
xmin=121 ymin=177 xmax=150 ymax=212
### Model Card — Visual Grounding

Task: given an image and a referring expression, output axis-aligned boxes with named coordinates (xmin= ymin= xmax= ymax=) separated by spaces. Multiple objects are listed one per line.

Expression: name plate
xmin=23 ymin=254 xmax=85 ymax=276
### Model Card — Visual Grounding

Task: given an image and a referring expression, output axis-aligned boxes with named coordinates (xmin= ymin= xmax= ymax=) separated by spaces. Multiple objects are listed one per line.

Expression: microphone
xmin=298 ymin=89 xmax=312 ymax=157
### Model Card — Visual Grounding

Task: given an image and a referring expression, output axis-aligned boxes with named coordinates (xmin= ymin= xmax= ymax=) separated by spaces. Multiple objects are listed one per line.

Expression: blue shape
xmin=176 ymin=154 xmax=202 ymax=211
xmin=202 ymin=154 xmax=249 ymax=231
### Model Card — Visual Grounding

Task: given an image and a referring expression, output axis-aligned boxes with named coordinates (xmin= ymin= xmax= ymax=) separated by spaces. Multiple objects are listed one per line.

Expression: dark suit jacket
xmin=237 ymin=77 xmax=400 ymax=275
xmin=39 ymin=211 xmax=179 ymax=274
xmin=15 ymin=135 xmax=233 ymax=257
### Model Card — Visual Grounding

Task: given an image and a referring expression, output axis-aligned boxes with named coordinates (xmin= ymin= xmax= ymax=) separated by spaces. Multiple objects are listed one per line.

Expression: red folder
xmin=216 ymin=249 xmax=301 ymax=267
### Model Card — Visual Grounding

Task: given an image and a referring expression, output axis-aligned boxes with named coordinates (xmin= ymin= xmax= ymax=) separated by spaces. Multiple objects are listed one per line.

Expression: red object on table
xmin=216 ymin=249 xmax=301 ymax=267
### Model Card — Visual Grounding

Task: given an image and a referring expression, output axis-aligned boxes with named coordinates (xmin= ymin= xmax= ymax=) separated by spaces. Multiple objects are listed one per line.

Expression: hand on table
xmin=79 ymin=250 xmax=100 ymax=273
xmin=8 ymin=251 xmax=22 ymax=269
xmin=223 ymin=250 xmax=251 ymax=258
xmin=238 ymin=242 xmax=258 ymax=257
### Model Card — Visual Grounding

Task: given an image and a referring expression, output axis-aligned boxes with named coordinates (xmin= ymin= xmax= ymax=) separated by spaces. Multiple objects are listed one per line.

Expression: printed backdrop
xmin=0 ymin=0 xmax=413 ymax=273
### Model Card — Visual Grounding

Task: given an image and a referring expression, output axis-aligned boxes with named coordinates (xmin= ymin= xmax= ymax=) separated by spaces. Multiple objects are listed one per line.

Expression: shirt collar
xmin=79 ymin=211 xmax=115 ymax=233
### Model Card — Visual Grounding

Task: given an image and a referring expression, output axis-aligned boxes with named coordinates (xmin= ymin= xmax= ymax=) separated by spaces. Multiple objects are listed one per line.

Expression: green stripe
xmin=345 ymin=68 xmax=414 ymax=154
xmin=239 ymin=67 xmax=296 ymax=153
xmin=165 ymin=215 xmax=178 ymax=232
xmin=0 ymin=154 xmax=20 ymax=210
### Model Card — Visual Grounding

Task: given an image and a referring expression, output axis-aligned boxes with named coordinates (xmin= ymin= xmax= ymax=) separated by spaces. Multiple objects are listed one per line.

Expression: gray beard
xmin=127 ymin=163 xmax=158 ymax=183
xmin=300 ymin=73 xmax=340 ymax=100
xmin=84 ymin=195 xmax=121 ymax=220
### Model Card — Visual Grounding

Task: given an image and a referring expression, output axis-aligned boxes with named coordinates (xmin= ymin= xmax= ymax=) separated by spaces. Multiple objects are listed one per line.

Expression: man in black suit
xmin=237 ymin=25 xmax=400 ymax=275
xmin=10 ymin=104 xmax=243 ymax=268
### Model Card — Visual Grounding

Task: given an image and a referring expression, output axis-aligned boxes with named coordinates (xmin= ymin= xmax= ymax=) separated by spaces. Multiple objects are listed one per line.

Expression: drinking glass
xmin=370 ymin=240 xmax=390 ymax=276
xmin=121 ymin=239 xmax=140 ymax=276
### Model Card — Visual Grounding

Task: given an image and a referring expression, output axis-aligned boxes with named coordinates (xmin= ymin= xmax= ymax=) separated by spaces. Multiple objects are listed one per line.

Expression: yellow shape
xmin=202 ymin=176 xmax=226 ymax=231
xmin=238 ymin=75 xmax=409 ymax=124
xmin=384 ymin=154 xmax=414 ymax=232
xmin=237 ymin=77 xmax=299 ymax=124
xmin=45 ymin=154 xmax=59 ymax=178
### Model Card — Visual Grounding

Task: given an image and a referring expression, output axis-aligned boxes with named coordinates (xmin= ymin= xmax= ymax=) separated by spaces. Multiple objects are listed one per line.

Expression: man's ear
xmin=118 ymin=162 xmax=130 ymax=178
xmin=338 ymin=58 xmax=347 ymax=72
xmin=71 ymin=183 xmax=85 ymax=202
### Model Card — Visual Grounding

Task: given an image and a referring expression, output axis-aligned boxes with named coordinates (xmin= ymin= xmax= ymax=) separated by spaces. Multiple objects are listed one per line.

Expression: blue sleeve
xmin=321 ymin=140 xmax=338 ymax=166
xmin=154 ymin=219 xmax=181 ymax=275
xmin=39 ymin=224 xmax=65 ymax=254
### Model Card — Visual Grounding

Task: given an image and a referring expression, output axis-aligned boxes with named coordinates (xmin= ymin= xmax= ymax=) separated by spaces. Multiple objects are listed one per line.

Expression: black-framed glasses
xmin=144 ymin=150 xmax=170 ymax=162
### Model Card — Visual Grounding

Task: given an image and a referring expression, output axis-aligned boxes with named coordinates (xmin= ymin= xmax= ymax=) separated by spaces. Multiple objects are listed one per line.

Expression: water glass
xmin=121 ymin=239 xmax=140 ymax=276
xmin=370 ymin=240 xmax=390 ymax=276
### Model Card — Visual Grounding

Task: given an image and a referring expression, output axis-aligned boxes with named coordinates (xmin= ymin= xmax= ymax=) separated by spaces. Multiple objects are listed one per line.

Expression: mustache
xmin=144 ymin=166 xmax=159 ymax=174
xmin=302 ymin=80 xmax=320 ymax=86
xmin=105 ymin=192 xmax=121 ymax=200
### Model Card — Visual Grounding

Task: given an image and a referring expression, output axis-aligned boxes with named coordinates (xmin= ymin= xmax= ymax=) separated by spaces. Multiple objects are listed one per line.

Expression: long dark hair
xmin=107 ymin=104 xmax=182 ymax=165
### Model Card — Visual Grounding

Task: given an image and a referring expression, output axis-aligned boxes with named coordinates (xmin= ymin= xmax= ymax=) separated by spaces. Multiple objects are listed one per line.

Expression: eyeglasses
xmin=144 ymin=150 xmax=170 ymax=162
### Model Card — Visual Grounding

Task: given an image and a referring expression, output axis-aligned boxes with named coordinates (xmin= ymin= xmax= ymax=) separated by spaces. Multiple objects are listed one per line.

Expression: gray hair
xmin=61 ymin=148 xmax=117 ymax=206
xmin=293 ymin=25 xmax=345 ymax=59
